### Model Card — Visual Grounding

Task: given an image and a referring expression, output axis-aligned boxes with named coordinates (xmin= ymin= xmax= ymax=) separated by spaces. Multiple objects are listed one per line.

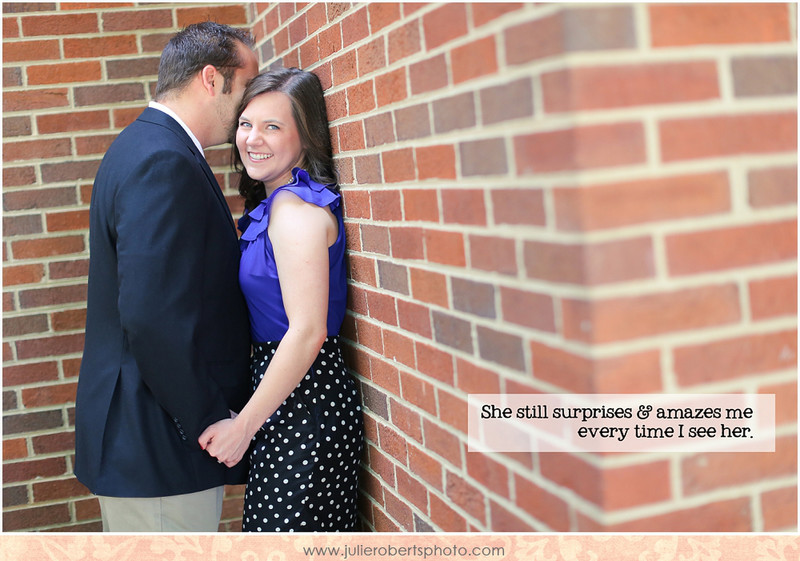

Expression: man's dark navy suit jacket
xmin=74 ymin=107 xmax=251 ymax=497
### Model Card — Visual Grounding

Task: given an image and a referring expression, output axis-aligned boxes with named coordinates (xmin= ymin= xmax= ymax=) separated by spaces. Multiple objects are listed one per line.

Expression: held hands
xmin=198 ymin=416 xmax=252 ymax=468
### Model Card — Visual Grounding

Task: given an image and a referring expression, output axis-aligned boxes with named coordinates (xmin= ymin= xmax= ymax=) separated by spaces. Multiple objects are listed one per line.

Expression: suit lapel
xmin=138 ymin=108 xmax=237 ymax=232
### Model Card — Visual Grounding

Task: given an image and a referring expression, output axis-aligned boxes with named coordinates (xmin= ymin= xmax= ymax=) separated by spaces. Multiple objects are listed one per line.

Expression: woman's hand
xmin=198 ymin=417 xmax=252 ymax=467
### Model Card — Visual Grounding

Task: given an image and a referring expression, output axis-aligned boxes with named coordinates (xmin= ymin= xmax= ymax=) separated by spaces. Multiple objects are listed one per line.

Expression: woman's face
xmin=236 ymin=91 xmax=304 ymax=193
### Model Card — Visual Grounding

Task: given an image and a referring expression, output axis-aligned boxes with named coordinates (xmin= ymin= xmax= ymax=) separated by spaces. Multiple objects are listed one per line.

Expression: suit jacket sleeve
xmin=114 ymin=147 xmax=231 ymax=446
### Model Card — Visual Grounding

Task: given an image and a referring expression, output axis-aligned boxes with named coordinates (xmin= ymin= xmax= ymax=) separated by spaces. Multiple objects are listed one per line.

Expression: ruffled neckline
xmin=239 ymin=167 xmax=340 ymax=242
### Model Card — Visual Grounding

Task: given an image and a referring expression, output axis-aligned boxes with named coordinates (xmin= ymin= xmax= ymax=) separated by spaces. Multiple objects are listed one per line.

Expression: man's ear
xmin=200 ymin=64 xmax=218 ymax=95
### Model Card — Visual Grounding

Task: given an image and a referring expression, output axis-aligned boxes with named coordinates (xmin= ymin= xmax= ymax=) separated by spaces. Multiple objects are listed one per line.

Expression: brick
xmin=403 ymin=189 xmax=439 ymax=222
xmin=375 ymin=67 xmax=407 ymax=107
xmin=395 ymin=104 xmax=431 ymax=141
xmin=480 ymin=78 xmax=534 ymax=125
xmin=389 ymin=398 xmax=422 ymax=443
xmin=408 ymin=444 xmax=443 ymax=490
xmin=388 ymin=20 xmax=421 ymax=64
xmin=105 ymin=57 xmax=159 ymax=80
xmin=113 ymin=106 xmax=145 ymax=128
xmin=424 ymin=229 xmax=465 ymax=266
xmin=325 ymin=89 xmax=347 ymax=121
xmin=667 ymin=220 xmax=796 ymax=275
xmin=141 ymin=32 xmax=173 ymax=53
xmin=562 ymin=6 xmax=637 ymax=51
xmin=102 ymin=9 xmax=172 ymax=32
xmin=3 ymin=15 xmax=20 ymax=38
xmin=2 ymin=361 xmax=59 ymax=387
xmin=391 ymin=227 xmax=424 ymax=260
xmin=543 ymin=61 xmax=719 ymax=112
xmin=348 ymin=254 xmax=376 ymax=285
xmin=364 ymin=112 xmax=395 ymax=148
xmin=52 ymin=308 xmax=87 ymax=331
xmin=650 ymin=4 xmax=791 ymax=47
xmin=4 ymin=67 xmax=22 ymax=88
xmin=360 ymin=224 xmax=389 ymax=254
xmin=355 ymin=317 xmax=383 ymax=354
xmin=361 ymin=384 xmax=389 ymax=421
xmin=466 ymin=452 xmax=510 ymax=498
xmin=489 ymin=500 xmax=534 ymax=531
xmin=397 ymin=300 xmax=432 ymax=339
xmin=761 ymin=380 xmax=796 ymax=425
xmin=37 ymin=110 xmax=109 ymax=134
xmin=4 ymin=116 xmax=31 ymax=137
xmin=354 ymin=155 xmax=381 ymax=185
xmin=347 ymin=79 xmax=376 ymax=115
xmin=470 ymin=235 xmax=517 ymax=276
xmin=416 ymin=145 xmax=456 ymax=180
xmin=366 ymin=285 xmax=398 ymax=323
xmin=372 ymin=505 xmax=401 ymax=532
xmin=370 ymin=188 xmax=403 ymax=221
xmin=2 ymin=263 xmax=45 ymax=286
xmin=477 ymin=326 xmax=525 ymax=372
xmin=674 ymin=329 xmax=796 ymax=386
xmin=357 ymin=36 xmax=386 ymax=76
xmin=429 ymin=493 xmax=467 ymax=531
xmin=3 ymin=485 xmax=28 ymax=507
xmin=432 ymin=311 xmax=472 ymax=353
xmin=3 ymin=138 xmax=72 ymax=163
xmin=750 ymin=275 xmax=797 ymax=320
xmin=382 ymin=330 xmax=415 ymax=368
xmin=515 ymin=475 xmax=570 ymax=530
xmin=3 ymin=39 xmax=60 ymax=62
xmin=446 ymin=471 xmax=486 ymax=524
xmin=525 ymin=237 xmax=655 ymax=285
xmin=660 ymin=112 xmax=796 ymax=161
xmin=554 ymin=172 xmax=731 ymax=231
xmin=2 ymin=503 xmax=71 ymax=531
xmin=378 ymin=261 xmax=409 ymax=295
xmin=46 ymin=209 xmax=90 ymax=232
xmin=749 ymin=165 xmax=797 ymax=208
xmin=563 ymin=284 xmax=741 ymax=344
xmin=74 ymin=83 xmax=146 ymax=106
xmin=400 ymin=369 xmax=436 ymax=415
xmin=460 ymin=138 xmax=507 ymax=177
xmin=382 ymin=148 xmax=415 ymax=183
xmin=3 ymin=314 xmax=48 ymax=337
xmin=28 ymin=60 xmax=102 ymax=86
xmin=492 ymin=188 xmax=546 ymax=226
xmin=378 ymin=423 xmax=408 ymax=464
xmin=331 ymin=49 xmax=357 ymax=88
xmin=761 ymin=486 xmax=797 ymax=531
xmin=409 ymin=54 xmax=448 ymax=95
xmin=441 ymin=189 xmax=486 ymax=226
xmin=432 ymin=92 xmax=476 ymax=134
xmin=42 ymin=160 xmax=101 ymax=183
xmin=11 ymin=236 xmax=85 ymax=260
xmin=416 ymin=342 xmax=454 ymax=385
xmin=516 ymin=122 xmax=646 ymax=173
xmin=63 ymin=35 xmax=138 ymax=58
xmin=342 ymin=6 xmax=369 ymax=47
xmin=500 ymin=288 xmax=555 ymax=333
xmin=452 ymin=277 xmax=495 ymax=319
xmin=49 ymin=259 xmax=89 ymax=280
xmin=21 ymin=12 xmax=98 ymax=36
xmin=299 ymin=37 xmax=320 ymax=69
xmin=75 ymin=134 xmax=116 ymax=156
xmin=732 ymin=55 xmax=797 ymax=97
xmin=422 ymin=3 xmax=468 ymax=50
xmin=337 ymin=121 xmax=365 ymax=152
xmin=409 ymin=268 xmax=448 ymax=307
xmin=383 ymin=488 xmax=413 ymax=529
xmin=396 ymin=466 xmax=428 ymax=512
xmin=15 ymin=333 xmax=85 ymax=360
xmin=473 ymin=3 xmax=524 ymax=26
xmin=452 ymin=36 xmax=497 ymax=84
xmin=4 ymin=410 xmax=65 ymax=436
xmin=455 ymin=359 xmax=500 ymax=395
xmin=682 ymin=435 xmax=796 ymax=495
xmin=318 ymin=23 xmax=343 ymax=60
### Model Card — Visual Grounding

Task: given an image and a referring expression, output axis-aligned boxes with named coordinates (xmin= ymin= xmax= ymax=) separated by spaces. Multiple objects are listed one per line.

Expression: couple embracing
xmin=74 ymin=22 xmax=363 ymax=533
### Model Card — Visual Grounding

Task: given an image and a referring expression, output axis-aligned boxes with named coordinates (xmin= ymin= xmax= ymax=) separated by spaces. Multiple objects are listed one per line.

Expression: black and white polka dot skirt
xmin=242 ymin=336 xmax=364 ymax=532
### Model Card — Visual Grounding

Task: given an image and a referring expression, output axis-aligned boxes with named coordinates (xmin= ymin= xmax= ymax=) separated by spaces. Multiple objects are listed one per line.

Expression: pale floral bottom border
xmin=0 ymin=534 xmax=798 ymax=561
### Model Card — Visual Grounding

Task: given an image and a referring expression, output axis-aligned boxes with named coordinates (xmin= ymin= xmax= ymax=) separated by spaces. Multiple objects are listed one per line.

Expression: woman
xmin=198 ymin=68 xmax=363 ymax=532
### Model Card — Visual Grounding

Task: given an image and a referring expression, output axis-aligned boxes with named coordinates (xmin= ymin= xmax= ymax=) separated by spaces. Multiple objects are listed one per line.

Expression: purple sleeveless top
xmin=238 ymin=168 xmax=347 ymax=343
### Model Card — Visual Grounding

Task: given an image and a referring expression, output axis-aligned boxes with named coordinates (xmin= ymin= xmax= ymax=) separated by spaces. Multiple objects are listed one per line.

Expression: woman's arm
xmin=199 ymin=191 xmax=336 ymax=466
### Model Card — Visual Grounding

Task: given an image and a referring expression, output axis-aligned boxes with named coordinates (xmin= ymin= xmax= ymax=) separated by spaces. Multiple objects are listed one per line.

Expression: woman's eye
xmin=267 ymin=124 xmax=279 ymax=130
xmin=239 ymin=121 xmax=251 ymax=128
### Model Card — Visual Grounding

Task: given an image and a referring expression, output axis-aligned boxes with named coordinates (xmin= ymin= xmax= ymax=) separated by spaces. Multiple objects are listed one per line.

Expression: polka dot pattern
xmin=242 ymin=336 xmax=363 ymax=532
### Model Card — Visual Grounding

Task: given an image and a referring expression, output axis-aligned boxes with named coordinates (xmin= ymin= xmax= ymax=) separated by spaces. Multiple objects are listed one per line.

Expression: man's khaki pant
xmin=98 ymin=486 xmax=224 ymax=532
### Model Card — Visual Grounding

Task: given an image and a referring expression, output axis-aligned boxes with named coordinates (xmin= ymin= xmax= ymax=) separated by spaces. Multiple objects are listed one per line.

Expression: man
xmin=74 ymin=21 xmax=259 ymax=532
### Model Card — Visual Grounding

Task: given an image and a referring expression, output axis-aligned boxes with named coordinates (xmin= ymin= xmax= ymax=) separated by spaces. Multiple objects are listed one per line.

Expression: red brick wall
xmin=3 ymin=2 xmax=797 ymax=532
